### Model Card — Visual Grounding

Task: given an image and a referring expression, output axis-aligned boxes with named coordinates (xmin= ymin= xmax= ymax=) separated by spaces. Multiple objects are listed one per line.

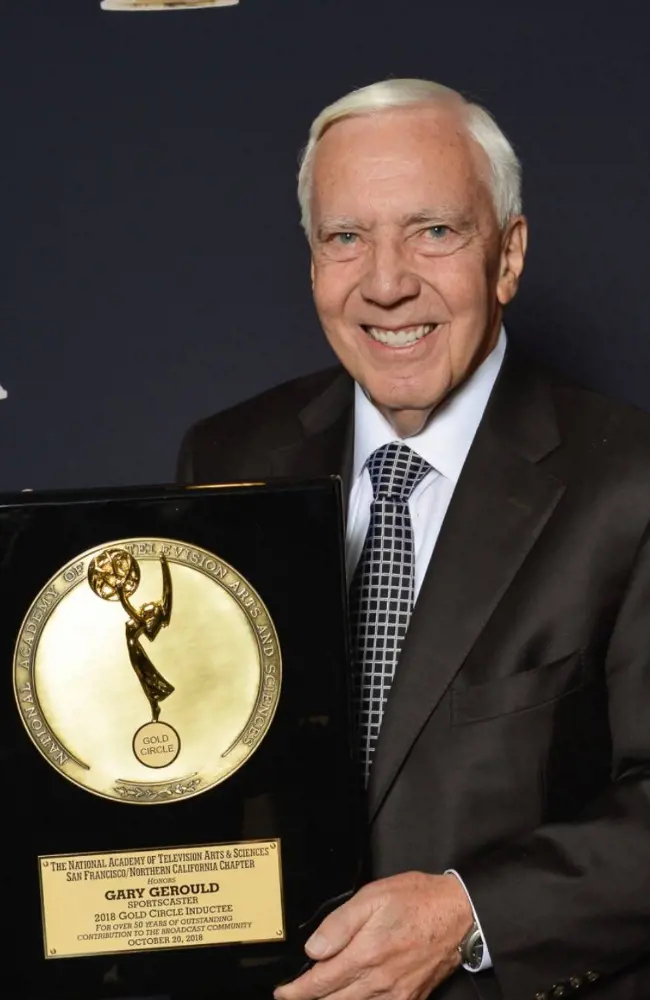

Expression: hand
xmin=274 ymin=872 xmax=473 ymax=1000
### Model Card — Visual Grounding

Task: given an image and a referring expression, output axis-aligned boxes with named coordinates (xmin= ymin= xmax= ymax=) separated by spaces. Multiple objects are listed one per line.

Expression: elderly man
xmin=178 ymin=79 xmax=650 ymax=1000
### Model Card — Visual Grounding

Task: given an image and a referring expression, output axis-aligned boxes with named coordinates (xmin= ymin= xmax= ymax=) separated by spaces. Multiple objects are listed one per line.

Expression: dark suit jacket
xmin=177 ymin=349 xmax=650 ymax=1000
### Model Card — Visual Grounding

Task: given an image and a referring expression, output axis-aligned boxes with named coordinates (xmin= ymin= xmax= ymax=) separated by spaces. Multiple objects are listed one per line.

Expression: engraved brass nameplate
xmin=40 ymin=840 xmax=285 ymax=958
xmin=13 ymin=538 xmax=282 ymax=804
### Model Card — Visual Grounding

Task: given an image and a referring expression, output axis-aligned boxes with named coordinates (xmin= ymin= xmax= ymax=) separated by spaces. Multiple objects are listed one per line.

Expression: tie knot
xmin=365 ymin=442 xmax=431 ymax=502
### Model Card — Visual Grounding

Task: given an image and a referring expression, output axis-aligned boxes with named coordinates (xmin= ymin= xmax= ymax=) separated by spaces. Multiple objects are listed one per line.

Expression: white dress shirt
xmin=346 ymin=325 xmax=507 ymax=972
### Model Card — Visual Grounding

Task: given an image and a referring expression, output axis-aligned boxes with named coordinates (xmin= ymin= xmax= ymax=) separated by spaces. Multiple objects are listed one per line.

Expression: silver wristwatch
xmin=458 ymin=921 xmax=484 ymax=971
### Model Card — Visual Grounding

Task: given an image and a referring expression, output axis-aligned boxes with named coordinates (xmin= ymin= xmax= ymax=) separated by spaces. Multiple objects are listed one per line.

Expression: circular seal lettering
xmin=13 ymin=538 xmax=282 ymax=804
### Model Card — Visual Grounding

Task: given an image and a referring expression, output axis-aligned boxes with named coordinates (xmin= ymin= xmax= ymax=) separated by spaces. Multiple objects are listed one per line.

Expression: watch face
xmin=462 ymin=926 xmax=484 ymax=970
xmin=470 ymin=937 xmax=484 ymax=966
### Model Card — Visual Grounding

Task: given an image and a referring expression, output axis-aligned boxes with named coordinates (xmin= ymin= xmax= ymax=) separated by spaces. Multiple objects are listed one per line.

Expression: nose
xmin=358 ymin=237 xmax=421 ymax=308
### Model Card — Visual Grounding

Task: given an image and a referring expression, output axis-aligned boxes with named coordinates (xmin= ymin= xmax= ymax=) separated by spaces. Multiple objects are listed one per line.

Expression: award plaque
xmin=0 ymin=479 xmax=364 ymax=999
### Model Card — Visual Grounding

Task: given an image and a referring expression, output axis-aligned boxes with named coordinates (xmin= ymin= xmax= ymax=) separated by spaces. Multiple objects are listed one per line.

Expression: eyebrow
xmin=315 ymin=209 xmax=475 ymax=241
xmin=399 ymin=208 xmax=475 ymax=230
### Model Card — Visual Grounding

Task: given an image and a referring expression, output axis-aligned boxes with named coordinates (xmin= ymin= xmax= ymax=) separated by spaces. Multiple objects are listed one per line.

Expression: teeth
xmin=366 ymin=324 xmax=434 ymax=345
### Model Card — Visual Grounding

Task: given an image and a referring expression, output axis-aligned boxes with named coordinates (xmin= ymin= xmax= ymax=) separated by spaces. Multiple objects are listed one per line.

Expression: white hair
xmin=297 ymin=78 xmax=522 ymax=237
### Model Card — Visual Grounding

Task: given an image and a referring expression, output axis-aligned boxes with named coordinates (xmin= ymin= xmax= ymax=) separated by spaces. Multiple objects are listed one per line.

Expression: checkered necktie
xmin=350 ymin=442 xmax=432 ymax=784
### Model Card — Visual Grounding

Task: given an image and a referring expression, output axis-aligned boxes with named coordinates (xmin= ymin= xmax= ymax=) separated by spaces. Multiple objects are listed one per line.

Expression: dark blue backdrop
xmin=2 ymin=0 xmax=649 ymax=490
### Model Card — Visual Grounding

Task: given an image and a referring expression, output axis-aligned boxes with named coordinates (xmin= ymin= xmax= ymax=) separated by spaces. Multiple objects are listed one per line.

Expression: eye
xmin=426 ymin=225 xmax=450 ymax=239
xmin=333 ymin=232 xmax=358 ymax=245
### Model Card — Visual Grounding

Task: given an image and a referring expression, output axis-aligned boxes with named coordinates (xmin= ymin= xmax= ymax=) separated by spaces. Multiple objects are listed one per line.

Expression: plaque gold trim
xmin=39 ymin=840 xmax=285 ymax=959
xmin=13 ymin=538 xmax=282 ymax=804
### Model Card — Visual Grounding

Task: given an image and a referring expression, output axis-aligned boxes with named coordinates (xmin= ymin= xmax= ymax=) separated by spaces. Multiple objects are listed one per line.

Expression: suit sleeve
xmin=459 ymin=522 xmax=650 ymax=999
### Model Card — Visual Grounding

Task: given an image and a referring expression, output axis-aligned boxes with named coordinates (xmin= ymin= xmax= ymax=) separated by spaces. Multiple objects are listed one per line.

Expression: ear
xmin=310 ymin=257 xmax=315 ymax=289
xmin=496 ymin=216 xmax=528 ymax=306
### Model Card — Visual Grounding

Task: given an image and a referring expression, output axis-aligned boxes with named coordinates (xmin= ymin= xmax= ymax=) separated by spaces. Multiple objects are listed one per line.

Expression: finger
xmin=305 ymin=891 xmax=376 ymax=960
xmin=274 ymin=951 xmax=363 ymax=1000
xmin=278 ymin=983 xmax=372 ymax=1000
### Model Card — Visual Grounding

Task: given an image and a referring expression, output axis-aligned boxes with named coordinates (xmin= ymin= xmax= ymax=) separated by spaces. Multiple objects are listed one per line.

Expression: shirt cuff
xmin=444 ymin=869 xmax=493 ymax=972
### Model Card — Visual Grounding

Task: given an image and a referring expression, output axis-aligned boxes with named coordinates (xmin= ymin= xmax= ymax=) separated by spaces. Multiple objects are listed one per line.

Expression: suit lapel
xmin=368 ymin=352 xmax=567 ymax=819
xmin=269 ymin=369 xmax=354 ymax=502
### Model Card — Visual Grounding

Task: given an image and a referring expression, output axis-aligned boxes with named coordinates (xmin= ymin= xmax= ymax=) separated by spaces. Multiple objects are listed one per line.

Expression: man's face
xmin=309 ymin=104 xmax=527 ymax=436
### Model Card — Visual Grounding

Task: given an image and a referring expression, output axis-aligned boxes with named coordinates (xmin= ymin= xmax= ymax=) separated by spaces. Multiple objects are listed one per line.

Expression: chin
xmin=367 ymin=377 xmax=450 ymax=415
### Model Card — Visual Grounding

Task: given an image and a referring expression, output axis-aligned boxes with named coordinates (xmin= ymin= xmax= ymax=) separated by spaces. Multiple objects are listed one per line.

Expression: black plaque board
xmin=0 ymin=478 xmax=364 ymax=1000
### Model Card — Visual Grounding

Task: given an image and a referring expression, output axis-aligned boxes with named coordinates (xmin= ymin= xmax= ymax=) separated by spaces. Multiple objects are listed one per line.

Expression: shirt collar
xmin=352 ymin=325 xmax=507 ymax=484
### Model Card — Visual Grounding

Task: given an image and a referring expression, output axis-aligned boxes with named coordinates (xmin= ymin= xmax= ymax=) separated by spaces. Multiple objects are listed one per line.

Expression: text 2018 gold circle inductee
xmin=13 ymin=539 xmax=281 ymax=804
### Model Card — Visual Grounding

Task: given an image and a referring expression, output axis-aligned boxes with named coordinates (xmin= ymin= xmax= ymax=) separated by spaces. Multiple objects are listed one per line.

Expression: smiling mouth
xmin=362 ymin=323 xmax=437 ymax=346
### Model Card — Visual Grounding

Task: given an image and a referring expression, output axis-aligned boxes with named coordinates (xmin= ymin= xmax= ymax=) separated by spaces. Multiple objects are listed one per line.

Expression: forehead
xmin=311 ymin=105 xmax=490 ymax=219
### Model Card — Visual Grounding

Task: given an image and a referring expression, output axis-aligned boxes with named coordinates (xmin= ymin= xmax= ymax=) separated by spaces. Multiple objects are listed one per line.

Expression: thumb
xmin=305 ymin=891 xmax=375 ymax=960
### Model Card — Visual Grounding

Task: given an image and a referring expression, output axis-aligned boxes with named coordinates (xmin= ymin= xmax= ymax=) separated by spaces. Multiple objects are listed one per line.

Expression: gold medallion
xmin=13 ymin=539 xmax=282 ymax=804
